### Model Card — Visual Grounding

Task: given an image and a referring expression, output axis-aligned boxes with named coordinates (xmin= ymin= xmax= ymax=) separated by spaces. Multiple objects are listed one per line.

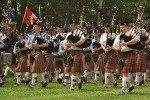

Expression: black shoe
xmin=42 ymin=82 xmax=48 ymax=88
xmin=0 ymin=82 xmax=4 ymax=86
xmin=49 ymin=78 xmax=53 ymax=83
xmin=78 ymin=80 xmax=83 ymax=89
xmin=57 ymin=78 xmax=62 ymax=84
xmin=93 ymin=80 xmax=97 ymax=84
xmin=70 ymin=85 xmax=75 ymax=91
xmin=14 ymin=83 xmax=20 ymax=86
xmin=62 ymin=82 xmax=67 ymax=86
xmin=128 ymin=86 xmax=134 ymax=93
xmin=113 ymin=82 xmax=117 ymax=87
xmin=102 ymin=79 xmax=105 ymax=84
xmin=139 ymin=80 xmax=144 ymax=85
xmin=45 ymin=74 xmax=47 ymax=79
xmin=1 ymin=75 xmax=5 ymax=81
xmin=120 ymin=90 xmax=125 ymax=94
xmin=26 ymin=79 xmax=31 ymax=85
xmin=21 ymin=80 xmax=26 ymax=83
xmin=103 ymin=85 xmax=108 ymax=88
xmin=29 ymin=84 xmax=34 ymax=89
xmin=81 ymin=76 xmax=87 ymax=83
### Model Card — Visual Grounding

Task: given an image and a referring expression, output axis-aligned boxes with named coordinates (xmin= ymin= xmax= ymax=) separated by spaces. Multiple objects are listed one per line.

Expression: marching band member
xmin=25 ymin=22 xmax=48 ymax=88
xmin=113 ymin=21 xmax=139 ymax=94
xmin=100 ymin=24 xmax=117 ymax=88
xmin=63 ymin=20 xmax=85 ymax=90
xmin=81 ymin=30 xmax=93 ymax=83
xmin=3 ymin=22 xmax=18 ymax=80
xmin=91 ymin=29 xmax=105 ymax=84
xmin=13 ymin=32 xmax=29 ymax=86
xmin=0 ymin=36 xmax=5 ymax=86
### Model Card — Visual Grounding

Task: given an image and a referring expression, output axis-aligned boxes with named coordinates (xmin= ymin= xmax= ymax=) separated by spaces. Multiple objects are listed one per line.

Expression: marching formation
xmin=0 ymin=19 xmax=150 ymax=95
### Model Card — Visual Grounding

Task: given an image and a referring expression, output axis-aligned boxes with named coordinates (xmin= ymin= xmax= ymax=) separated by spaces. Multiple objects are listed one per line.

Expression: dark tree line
xmin=0 ymin=0 xmax=150 ymax=29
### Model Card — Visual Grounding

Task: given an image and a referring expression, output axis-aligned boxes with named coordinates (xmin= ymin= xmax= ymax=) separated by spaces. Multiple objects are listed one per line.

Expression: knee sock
xmin=0 ymin=77 xmax=3 ymax=83
xmin=70 ymin=75 xmax=77 ymax=88
xmin=64 ymin=73 xmax=69 ymax=84
xmin=83 ymin=70 xmax=90 ymax=77
xmin=122 ymin=77 xmax=129 ymax=92
xmin=110 ymin=71 xmax=116 ymax=84
xmin=24 ymin=72 xmax=30 ymax=81
xmin=105 ymin=72 xmax=110 ymax=86
xmin=94 ymin=71 xmax=100 ymax=81
xmin=55 ymin=70 xmax=59 ymax=80
xmin=31 ymin=73 xmax=38 ymax=86
xmin=135 ymin=72 xmax=141 ymax=85
xmin=16 ymin=72 xmax=21 ymax=84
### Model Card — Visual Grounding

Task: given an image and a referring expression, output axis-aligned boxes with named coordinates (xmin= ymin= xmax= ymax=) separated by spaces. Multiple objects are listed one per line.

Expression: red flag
xmin=22 ymin=6 xmax=37 ymax=24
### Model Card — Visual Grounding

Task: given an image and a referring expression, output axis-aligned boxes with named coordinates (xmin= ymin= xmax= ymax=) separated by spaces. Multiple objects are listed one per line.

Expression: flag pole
xmin=20 ymin=0 xmax=29 ymax=31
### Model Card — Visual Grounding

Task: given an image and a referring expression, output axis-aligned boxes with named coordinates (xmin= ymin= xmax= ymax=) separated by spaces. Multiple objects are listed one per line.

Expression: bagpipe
xmin=67 ymin=32 xmax=92 ymax=48
xmin=120 ymin=32 xmax=148 ymax=50
xmin=106 ymin=33 xmax=116 ymax=47
xmin=16 ymin=41 xmax=31 ymax=54
xmin=53 ymin=35 xmax=64 ymax=52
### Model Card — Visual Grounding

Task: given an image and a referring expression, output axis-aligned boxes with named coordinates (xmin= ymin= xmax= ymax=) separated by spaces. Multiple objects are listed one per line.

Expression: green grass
xmin=1 ymin=75 xmax=150 ymax=100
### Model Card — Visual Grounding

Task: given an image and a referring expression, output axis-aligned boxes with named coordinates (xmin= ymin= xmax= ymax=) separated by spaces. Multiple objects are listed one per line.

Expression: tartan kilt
xmin=30 ymin=52 xmax=45 ymax=73
xmin=121 ymin=51 xmax=137 ymax=73
xmin=94 ymin=53 xmax=105 ymax=72
xmin=135 ymin=50 xmax=146 ymax=72
xmin=0 ymin=56 xmax=3 ymax=75
xmin=44 ymin=53 xmax=54 ymax=73
xmin=83 ymin=51 xmax=93 ymax=70
xmin=16 ymin=55 xmax=28 ymax=72
xmin=105 ymin=53 xmax=117 ymax=70
xmin=54 ymin=57 xmax=63 ymax=69
xmin=64 ymin=53 xmax=84 ymax=73
xmin=146 ymin=61 xmax=150 ymax=70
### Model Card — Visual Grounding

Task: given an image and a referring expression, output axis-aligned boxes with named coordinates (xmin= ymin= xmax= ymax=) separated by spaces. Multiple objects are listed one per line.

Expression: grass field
xmin=0 ymin=74 xmax=150 ymax=100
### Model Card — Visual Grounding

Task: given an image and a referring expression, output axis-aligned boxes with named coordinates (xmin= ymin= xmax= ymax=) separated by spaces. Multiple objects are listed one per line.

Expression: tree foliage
xmin=0 ymin=0 xmax=150 ymax=29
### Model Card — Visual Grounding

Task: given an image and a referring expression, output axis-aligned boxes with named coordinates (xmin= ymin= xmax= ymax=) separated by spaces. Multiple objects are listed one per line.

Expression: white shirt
xmin=100 ymin=33 xmax=116 ymax=47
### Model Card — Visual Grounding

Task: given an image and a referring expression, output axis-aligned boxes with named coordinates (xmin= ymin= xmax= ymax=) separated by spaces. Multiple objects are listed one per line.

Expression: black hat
xmin=120 ymin=21 xmax=130 ymax=26
xmin=17 ymin=32 xmax=24 ymax=36
xmin=68 ymin=20 xmax=78 ymax=24
xmin=33 ymin=22 xmax=40 ymax=26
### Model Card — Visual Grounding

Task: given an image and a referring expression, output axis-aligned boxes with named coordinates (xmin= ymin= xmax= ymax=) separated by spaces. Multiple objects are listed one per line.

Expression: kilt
xmin=83 ymin=50 xmax=93 ymax=70
xmin=0 ymin=55 xmax=3 ymax=75
xmin=94 ymin=53 xmax=105 ymax=72
xmin=16 ymin=55 xmax=28 ymax=72
xmin=53 ymin=54 xmax=63 ymax=69
xmin=145 ymin=50 xmax=150 ymax=69
xmin=44 ymin=53 xmax=54 ymax=73
xmin=64 ymin=50 xmax=84 ymax=73
xmin=120 ymin=51 xmax=137 ymax=73
xmin=30 ymin=52 xmax=45 ymax=73
xmin=146 ymin=61 xmax=150 ymax=70
xmin=105 ymin=52 xmax=117 ymax=71
xmin=135 ymin=50 xmax=146 ymax=72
